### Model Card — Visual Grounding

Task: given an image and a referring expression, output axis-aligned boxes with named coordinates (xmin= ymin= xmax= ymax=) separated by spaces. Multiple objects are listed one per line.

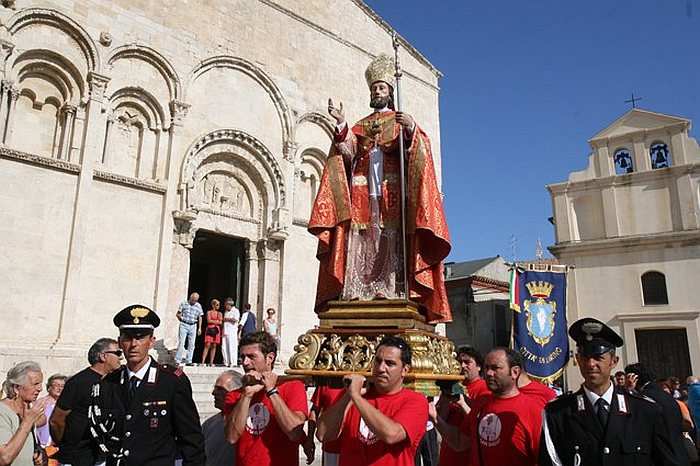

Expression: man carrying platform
xmin=316 ymin=336 xmax=428 ymax=466
xmin=224 ymin=331 xmax=307 ymax=466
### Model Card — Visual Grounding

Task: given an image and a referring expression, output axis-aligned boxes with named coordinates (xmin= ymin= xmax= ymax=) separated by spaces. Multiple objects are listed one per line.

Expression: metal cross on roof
xmin=625 ymin=93 xmax=642 ymax=109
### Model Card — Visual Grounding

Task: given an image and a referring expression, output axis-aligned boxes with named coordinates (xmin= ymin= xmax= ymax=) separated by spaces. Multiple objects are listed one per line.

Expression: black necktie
xmin=596 ymin=398 xmax=609 ymax=427
xmin=128 ymin=376 xmax=139 ymax=400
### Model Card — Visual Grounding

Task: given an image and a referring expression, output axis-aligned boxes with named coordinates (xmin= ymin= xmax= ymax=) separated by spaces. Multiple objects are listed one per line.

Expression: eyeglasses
xmin=103 ymin=350 xmax=123 ymax=357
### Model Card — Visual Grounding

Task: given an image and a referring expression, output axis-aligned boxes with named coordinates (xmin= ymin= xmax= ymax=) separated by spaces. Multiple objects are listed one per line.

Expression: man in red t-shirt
xmin=224 ymin=331 xmax=308 ymax=466
xmin=459 ymin=346 xmax=490 ymax=403
xmin=317 ymin=336 xmax=428 ymax=466
xmin=466 ymin=347 xmax=542 ymax=466
xmin=434 ymin=345 xmax=490 ymax=466
xmin=304 ymin=385 xmax=344 ymax=466
xmin=517 ymin=372 xmax=556 ymax=409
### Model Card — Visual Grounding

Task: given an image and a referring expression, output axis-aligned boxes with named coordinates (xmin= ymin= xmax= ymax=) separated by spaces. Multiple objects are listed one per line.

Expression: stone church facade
xmin=548 ymin=109 xmax=700 ymax=387
xmin=0 ymin=0 xmax=443 ymax=374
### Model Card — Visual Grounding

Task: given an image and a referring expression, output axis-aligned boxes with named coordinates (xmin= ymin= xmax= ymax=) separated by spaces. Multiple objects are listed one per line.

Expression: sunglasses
xmin=103 ymin=350 xmax=123 ymax=357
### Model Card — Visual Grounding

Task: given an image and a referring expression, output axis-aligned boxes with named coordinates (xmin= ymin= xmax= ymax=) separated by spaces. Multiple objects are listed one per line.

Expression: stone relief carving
xmin=256 ymin=238 xmax=282 ymax=261
xmin=87 ymin=72 xmax=110 ymax=103
xmin=197 ymin=172 xmax=247 ymax=214
xmin=170 ymin=100 xmax=190 ymax=127
xmin=172 ymin=210 xmax=198 ymax=248
xmin=99 ymin=31 xmax=112 ymax=47
xmin=0 ymin=40 xmax=14 ymax=62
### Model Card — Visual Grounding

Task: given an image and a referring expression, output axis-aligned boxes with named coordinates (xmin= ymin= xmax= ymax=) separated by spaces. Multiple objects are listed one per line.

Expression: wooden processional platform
xmin=286 ymin=299 xmax=462 ymax=396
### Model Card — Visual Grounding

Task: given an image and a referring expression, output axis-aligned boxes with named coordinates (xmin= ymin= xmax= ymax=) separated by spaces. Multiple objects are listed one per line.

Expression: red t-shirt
xmin=339 ymin=388 xmax=427 ymax=466
xmin=437 ymin=378 xmax=489 ymax=466
xmin=463 ymin=377 xmax=490 ymax=401
xmin=311 ymin=386 xmax=344 ymax=454
xmin=438 ymin=401 xmax=468 ymax=466
xmin=465 ymin=393 xmax=542 ymax=466
xmin=518 ymin=380 xmax=556 ymax=409
xmin=224 ymin=380 xmax=308 ymax=466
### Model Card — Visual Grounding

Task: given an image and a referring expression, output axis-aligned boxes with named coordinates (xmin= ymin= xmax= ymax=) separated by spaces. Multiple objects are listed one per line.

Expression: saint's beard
xmin=370 ymin=95 xmax=391 ymax=110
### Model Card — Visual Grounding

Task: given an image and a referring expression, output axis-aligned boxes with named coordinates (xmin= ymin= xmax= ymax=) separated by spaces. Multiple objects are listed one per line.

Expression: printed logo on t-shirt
xmin=358 ymin=417 xmax=378 ymax=445
xmin=246 ymin=402 xmax=271 ymax=435
xmin=478 ymin=413 xmax=502 ymax=447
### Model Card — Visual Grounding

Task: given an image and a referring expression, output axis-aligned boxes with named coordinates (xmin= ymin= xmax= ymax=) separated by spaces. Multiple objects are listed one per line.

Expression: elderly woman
xmin=35 ymin=373 xmax=66 ymax=448
xmin=0 ymin=361 xmax=47 ymax=466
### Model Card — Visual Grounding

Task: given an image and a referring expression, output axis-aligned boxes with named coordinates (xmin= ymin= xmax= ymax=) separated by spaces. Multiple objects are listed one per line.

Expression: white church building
xmin=548 ymin=108 xmax=700 ymax=386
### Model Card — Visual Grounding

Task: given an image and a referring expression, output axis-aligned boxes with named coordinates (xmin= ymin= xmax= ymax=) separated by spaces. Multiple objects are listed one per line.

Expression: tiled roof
xmin=444 ymin=256 xmax=500 ymax=279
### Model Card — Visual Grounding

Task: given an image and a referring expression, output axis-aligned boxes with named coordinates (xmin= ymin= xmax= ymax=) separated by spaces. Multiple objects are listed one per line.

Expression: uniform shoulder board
xmin=160 ymin=363 xmax=185 ymax=378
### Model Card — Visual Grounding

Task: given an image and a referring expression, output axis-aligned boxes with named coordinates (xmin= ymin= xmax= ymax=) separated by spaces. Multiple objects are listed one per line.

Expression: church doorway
xmin=635 ymin=328 xmax=692 ymax=381
xmin=187 ymin=231 xmax=246 ymax=364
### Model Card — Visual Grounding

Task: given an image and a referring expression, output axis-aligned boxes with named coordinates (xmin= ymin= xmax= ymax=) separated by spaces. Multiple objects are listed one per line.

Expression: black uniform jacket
xmin=641 ymin=382 xmax=691 ymax=465
xmin=101 ymin=359 xmax=205 ymax=465
xmin=540 ymin=386 xmax=682 ymax=466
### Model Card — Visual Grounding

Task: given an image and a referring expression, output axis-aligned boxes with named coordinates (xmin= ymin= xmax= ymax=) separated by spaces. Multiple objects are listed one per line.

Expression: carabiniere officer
xmin=539 ymin=317 xmax=683 ymax=466
xmin=93 ymin=304 xmax=205 ymax=465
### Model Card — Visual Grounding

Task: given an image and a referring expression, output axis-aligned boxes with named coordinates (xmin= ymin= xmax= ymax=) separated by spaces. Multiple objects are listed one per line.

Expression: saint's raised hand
xmin=328 ymin=98 xmax=345 ymax=125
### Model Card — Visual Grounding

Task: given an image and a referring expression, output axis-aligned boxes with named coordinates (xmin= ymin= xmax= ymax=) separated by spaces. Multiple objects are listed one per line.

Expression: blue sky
xmin=364 ymin=0 xmax=700 ymax=263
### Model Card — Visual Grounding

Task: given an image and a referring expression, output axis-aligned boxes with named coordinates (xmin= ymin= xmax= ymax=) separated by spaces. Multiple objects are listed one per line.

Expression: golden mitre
xmin=364 ymin=53 xmax=395 ymax=89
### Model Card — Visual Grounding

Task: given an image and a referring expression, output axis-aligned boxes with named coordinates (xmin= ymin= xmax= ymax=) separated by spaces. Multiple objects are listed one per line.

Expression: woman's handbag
xmin=206 ymin=326 xmax=219 ymax=337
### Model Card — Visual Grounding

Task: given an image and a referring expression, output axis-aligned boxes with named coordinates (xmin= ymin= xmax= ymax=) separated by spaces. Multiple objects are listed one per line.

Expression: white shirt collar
xmin=127 ymin=357 xmax=153 ymax=381
xmin=583 ymin=382 xmax=614 ymax=408
xmin=373 ymin=106 xmax=391 ymax=113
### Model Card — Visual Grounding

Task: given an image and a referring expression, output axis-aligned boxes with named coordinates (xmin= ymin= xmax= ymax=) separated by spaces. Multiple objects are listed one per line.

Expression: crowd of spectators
xmin=2 ymin=309 xmax=698 ymax=466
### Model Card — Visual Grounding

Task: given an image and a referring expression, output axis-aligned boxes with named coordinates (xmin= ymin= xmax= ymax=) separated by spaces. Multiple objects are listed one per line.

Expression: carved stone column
xmin=0 ymin=78 xmax=13 ymax=142
xmin=3 ymin=82 xmax=20 ymax=144
xmin=257 ymin=238 xmax=283 ymax=325
xmin=101 ymin=111 xmax=118 ymax=166
xmin=244 ymin=239 xmax=261 ymax=311
xmin=55 ymin=71 xmax=111 ymax=343
xmin=58 ymin=104 xmax=76 ymax=160
xmin=160 ymin=210 xmax=198 ymax=350
xmin=152 ymin=99 xmax=191 ymax=339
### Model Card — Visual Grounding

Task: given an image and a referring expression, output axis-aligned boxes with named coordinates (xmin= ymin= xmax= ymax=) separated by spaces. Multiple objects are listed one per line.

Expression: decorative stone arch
xmin=101 ymin=86 xmax=169 ymax=179
xmin=296 ymin=111 xmax=334 ymax=139
xmin=181 ymin=129 xmax=287 ymax=233
xmin=185 ymin=56 xmax=293 ymax=144
xmin=6 ymin=7 xmax=99 ymax=74
xmin=12 ymin=49 xmax=86 ymax=105
xmin=107 ymin=86 xmax=167 ymax=131
xmin=6 ymin=48 xmax=84 ymax=157
xmin=293 ymin=147 xmax=326 ymax=225
xmin=297 ymin=147 xmax=326 ymax=178
xmin=106 ymin=45 xmax=181 ymax=102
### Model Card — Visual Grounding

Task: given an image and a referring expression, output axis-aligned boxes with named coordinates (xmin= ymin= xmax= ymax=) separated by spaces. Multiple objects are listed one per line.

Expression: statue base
xmin=286 ymin=299 xmax=462 ymax=396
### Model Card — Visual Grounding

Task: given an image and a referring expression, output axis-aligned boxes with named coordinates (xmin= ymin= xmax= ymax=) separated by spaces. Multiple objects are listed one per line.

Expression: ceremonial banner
xmin=510 ymin=267 xmax=569 ymax=382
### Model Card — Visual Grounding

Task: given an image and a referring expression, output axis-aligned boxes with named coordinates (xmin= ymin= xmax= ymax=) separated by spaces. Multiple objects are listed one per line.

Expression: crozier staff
xmin=310 ymin=51 xmax=452 ymax=323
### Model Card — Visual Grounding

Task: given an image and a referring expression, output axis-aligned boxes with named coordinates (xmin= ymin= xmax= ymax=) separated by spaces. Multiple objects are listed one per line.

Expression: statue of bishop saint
xmin=309 ymin=53 xmax=452 ymax=324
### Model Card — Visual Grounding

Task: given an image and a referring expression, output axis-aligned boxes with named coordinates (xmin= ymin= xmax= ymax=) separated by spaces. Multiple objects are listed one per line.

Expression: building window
xmin=650 ymin=143 xmax=670 ymax=169
xmin=641 ymin=271 xmax=668 ymax=305
xmin=614 ymin=148 xmax=633 ymax=174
